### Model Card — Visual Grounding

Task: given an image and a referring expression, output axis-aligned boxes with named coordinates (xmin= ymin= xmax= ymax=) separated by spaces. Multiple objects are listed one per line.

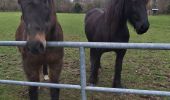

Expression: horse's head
xmin=126 ymin=0 xmax=149 ymax=34
xmin=18 ymin=0 xmax=51 ymax=54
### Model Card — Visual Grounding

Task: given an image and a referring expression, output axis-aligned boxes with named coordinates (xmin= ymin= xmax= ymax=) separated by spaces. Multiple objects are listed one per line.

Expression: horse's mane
xmin=146 ymin=0 xmax=149 ymax=4
xmin=106 ymin=0 xmax=126 ymax=26
xmin=48 ymin=0 xmax=56 ymax=13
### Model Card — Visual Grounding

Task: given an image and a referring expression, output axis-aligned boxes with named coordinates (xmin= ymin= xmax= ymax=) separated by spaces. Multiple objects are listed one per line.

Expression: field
xmin=0 ymin=12 xmax=170 ymax=100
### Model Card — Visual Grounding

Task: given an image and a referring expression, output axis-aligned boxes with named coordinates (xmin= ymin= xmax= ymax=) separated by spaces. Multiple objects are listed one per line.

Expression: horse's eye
xmin=132 ymin=0 xmax=137 ymax=3
xmin=133 ymin=14 xmax=139 ymax=20
xmin=45 ymin=22 xmax=50 ymax=27
xmin=36 ymin=27 xmax=41 ymax=31
xmin=43 ymin=0 xmax=48 ymax=4
xmin=28 ymin=24 xmax=31 ymax=29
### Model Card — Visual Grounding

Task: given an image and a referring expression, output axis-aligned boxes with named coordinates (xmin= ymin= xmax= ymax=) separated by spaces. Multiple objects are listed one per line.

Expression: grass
xmin=0 ymin=12 xmax=170 ymax=100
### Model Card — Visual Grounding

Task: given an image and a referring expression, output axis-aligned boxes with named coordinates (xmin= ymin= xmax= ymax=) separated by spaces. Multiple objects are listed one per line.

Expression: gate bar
xmin=1 ymin=41 xmax=170 ymax=98
xmin=79 ymin=47 xmax=87 ymax=100
xmin=0 ymin=80 xmax=81 ymax=89
xmin=0 ymin=80 xmax=170 ymax=96
xmin=86 ymin=87 xmax=170 ymax=96
xmin=1 ymin=41 xmax=170 ymax=50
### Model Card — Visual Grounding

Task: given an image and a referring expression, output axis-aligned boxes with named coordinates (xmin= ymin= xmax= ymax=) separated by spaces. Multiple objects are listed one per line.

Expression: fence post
xmin=79 ymin=47 xmax=87 ymax=100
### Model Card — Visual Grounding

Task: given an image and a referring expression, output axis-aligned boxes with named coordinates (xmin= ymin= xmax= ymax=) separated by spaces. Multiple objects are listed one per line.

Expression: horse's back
xmin=85 ymin=8 xmax=105 ymax=42
xmin=85 ymin=8 xmax=104 ymax=22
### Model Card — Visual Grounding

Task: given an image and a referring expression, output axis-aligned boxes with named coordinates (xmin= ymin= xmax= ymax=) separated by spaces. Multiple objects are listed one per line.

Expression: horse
xmin=85 ymin=0 xmax=150 ymax=88
xmin=16 ymin=0 xmax=64 ymax=100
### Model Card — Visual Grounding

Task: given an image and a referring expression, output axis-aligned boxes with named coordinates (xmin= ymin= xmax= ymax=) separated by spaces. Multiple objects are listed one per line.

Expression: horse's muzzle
xmin=26 ymin=41 xmax=46 ymax=55
xmin=136 ymin=21 xmax=150 ymax=35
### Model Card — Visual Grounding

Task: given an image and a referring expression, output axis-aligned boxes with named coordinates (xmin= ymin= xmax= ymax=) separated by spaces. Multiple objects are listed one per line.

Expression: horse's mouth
xmin=136 ymin=24 xmax=149 ymax=35
xmin=136 ymin=27 xmax=149 ymax=35
xmin=26 ymin=41 xmax=46 ymax=55
xmin=135 ymin=21 xmax=150 ymax=35
xmin=28 ymin=47 xmax=46 ymax=55
xmin=136 ymin=29 xmax=146 ymax=35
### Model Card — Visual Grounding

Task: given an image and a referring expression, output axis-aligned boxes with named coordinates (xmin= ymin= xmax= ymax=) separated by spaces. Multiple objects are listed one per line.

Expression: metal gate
xmin=1 ymin=41 xmax=170 ymax=100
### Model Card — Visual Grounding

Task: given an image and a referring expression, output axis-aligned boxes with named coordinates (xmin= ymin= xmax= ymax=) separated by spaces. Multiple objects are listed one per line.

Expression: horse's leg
xmin=43 ymin=64 xmax=48 ymax=75
xmin=43 ymin=64 xmax=49 ymax=80
xmin=89 ymin=49 xmax=102 ymax=86
xmin=49 ymin=60 xmax=62 ymax=100
xmin=113 ymin=49 xmax=126 ymax=88
xmin=23 ymin=62 xmax=40 ymax=100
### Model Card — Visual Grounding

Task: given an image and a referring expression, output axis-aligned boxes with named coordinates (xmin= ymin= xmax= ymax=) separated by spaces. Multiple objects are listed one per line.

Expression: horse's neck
xmin=48 ymin=0 xmax=58 ymax=27
xmin=48 ymin=0 xmax=56 ymax=15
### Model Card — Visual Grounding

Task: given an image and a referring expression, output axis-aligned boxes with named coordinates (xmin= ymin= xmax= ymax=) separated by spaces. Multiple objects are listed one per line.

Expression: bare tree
xmin=157 ymin=0 xmax=168 ymax=13
xmin=0 ymin=0 xmax=19 ymax=11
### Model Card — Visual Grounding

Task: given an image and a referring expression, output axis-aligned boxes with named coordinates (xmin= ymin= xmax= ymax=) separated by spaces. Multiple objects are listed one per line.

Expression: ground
xmin=0 ymin=12 xmax=170 ymax=100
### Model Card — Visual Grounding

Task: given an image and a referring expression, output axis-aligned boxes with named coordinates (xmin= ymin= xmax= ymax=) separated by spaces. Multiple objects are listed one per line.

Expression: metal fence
xmin=1 ymin=41 xmax=170 ymax=100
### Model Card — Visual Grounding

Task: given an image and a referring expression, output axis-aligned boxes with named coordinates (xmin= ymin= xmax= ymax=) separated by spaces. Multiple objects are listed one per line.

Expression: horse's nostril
xmin=38 ymin=42 xmax=46 ymax=53
xmin=26 ymin=41 xmax=46 ymax=54
xmin=141 ymin=22 xmax=149 ymax=30
xmin=140 ymin=25 xmax=145 ymax=30
xmin=26 ymin=42 xmax=32 ymax=51
xmin=141 ymin=24 xmax=149 ymax=31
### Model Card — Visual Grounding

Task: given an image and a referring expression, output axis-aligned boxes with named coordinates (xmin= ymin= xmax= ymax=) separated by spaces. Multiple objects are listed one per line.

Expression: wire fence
xmin=1 ymin=41 xmax=170 ymax=100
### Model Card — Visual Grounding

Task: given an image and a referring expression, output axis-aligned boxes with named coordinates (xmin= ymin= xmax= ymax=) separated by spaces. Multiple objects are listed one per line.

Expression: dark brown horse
xmin=16 ymin=0 xmax=63 ymax=100
xmin=85 ymin=0 xmax=149 ymax=88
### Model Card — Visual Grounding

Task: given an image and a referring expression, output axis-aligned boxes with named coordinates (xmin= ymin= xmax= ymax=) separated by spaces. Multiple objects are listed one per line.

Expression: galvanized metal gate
xmin=1 ymin=41 xmax=170 ymax=100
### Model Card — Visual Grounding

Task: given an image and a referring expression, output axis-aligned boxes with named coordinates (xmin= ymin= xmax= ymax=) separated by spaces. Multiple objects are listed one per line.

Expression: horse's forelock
xmin=18 ymin=0 xmax=21 ymax=4
xmin=145 ymin=0 xmax=149 ymax=4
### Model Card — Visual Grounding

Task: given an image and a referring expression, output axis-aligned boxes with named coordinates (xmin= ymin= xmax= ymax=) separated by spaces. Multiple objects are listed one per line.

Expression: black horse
xmin=85 ymin=0 xmax=149 ymax=88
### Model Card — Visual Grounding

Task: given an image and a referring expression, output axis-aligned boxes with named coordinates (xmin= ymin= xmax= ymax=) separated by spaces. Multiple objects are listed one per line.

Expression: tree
xmin=56 ymin=0 xmax=73 ymax=13
xmin=157 ymin=0 xmax=170 ymax=13
xmin=167 ymin=3 xmax=170 ymax=14
xmin=0 ymin=0 xmax=19 ymax=11
xmin=74 ymin=3 xmax=83 ymax=13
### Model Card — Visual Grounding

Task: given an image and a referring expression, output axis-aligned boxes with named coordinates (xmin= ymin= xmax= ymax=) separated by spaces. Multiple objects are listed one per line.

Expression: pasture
xmin=0 ymin=12 xmax=170 ymax=100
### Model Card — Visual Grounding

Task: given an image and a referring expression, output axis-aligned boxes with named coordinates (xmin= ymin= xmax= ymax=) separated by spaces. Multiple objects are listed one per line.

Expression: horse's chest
xmin=45 ymin=49 xmax=63 ymax=64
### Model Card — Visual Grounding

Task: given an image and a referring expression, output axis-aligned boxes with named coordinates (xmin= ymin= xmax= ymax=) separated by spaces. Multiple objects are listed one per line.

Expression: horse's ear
xmin=33 ymin=0 xmax=41 ymax=4
xmin=18 ymin=0 xmax=21 ymax=4
xmin=33 ymin=0 xmax=38 ymax=4
xmin=43 ymin=0 xmax=49 ymax=5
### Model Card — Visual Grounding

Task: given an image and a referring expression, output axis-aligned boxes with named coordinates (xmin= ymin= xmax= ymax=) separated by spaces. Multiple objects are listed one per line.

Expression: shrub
xmin=73 ymin=3 xmax=83 ymax=13
xmin=167 ymin=4 xmax=170 ymax=14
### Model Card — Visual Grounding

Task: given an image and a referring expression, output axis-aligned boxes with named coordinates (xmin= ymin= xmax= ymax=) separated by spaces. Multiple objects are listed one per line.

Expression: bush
xmin=73 ymin=3 xmax=83 ymax=13
xmin=167 ymin=4 xmax=170 ymax=14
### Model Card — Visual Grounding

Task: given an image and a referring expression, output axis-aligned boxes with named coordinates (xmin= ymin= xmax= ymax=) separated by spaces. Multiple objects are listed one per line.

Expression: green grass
xmin=0 ymin=12 xmax=170 ymax=100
